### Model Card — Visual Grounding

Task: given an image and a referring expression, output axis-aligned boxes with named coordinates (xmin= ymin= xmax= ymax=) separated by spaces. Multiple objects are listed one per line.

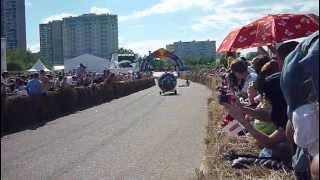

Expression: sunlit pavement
xmin=1 ymin=80 xmax=210 ymax=180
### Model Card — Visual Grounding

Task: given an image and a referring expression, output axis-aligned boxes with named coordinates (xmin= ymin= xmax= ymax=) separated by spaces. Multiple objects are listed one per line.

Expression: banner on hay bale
xmin=222 ymin=120 xmax=245 ymax=137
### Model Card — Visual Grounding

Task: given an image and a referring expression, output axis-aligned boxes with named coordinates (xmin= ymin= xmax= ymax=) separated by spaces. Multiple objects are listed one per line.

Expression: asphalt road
xmin=1 ymin=79 xmax=211 ymax=180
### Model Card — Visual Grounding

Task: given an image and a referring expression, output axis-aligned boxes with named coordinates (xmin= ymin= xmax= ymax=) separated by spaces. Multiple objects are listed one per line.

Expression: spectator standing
xmin=15 ymin=78 xmax=26 ymax=91
xmin=26 ymin=73 xmax=42 ymax=96
xmin=7 ymin=79 xmax=15 ymax=94
xmin=61 ymin=76 xmax=72 ymax=88
xmin=53 ymin=76 xmax=62 ymax=90
xmin=1 ymin=76 xmax=5 ymax=95
xmin=1 ymin=71 xmax=9 ymax=84
xmin=15 ymin=78 xmax=27 ymax=96
xmin=47 ymin=74 xmax=55 ymax=91
xmin=104 ymin=73 xmax=115 ymax=84
xmin=1 ymin=72 xmax=9 ymax=95
xmin=71 ymin=76 xmax=77 ymax=86
xmin=77 ymin=63 xmax=87 ymax=85
xmin=39 ymin=70 xmax=49 ymax=94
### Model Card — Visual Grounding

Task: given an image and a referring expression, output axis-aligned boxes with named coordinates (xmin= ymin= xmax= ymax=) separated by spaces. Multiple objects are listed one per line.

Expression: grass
xmin=193 ymin=78 xmax=295 ymax=180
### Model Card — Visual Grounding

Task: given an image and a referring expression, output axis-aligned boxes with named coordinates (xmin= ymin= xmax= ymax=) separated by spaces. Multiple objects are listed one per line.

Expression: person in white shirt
xmin=15 ymin=78 xmax=27 ymax=95
xmin=61 ymin=76 xmax=73 ymax=88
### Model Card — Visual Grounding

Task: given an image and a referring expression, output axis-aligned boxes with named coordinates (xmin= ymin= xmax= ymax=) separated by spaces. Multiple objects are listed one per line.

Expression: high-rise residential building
xmin=62 ymin=13 xmax=118 ymax=60
xmin=166 ymin=40 xmax=216 ymax=61
xmin=1 ymin=0 xmax=26 ymax=50
xmin=39 ymin=21 xmax=64 ymax=65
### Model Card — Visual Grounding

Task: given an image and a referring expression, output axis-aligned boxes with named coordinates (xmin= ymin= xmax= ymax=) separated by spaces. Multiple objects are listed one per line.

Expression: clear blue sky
xmin=25 ymin=0 xmax=319 ymax=55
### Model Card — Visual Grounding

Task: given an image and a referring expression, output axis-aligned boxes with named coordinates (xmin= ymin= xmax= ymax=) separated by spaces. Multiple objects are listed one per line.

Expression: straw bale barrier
xmin=1 ymin=78 xmax=155 ymax=135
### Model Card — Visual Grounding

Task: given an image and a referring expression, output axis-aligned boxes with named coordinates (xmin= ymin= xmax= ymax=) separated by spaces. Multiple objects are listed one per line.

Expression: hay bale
xmin=102 ymin=84 xmax=114 ymax=102
xmin=45 ymin=91 xmax=60 ymax=120
xmin=1 ymin=78 xmax=156 ymax=135
xmin=74 ymin=87 xmax=90 ymax=109
xmin=57 ymin=87 xmax=77 ymax=114
xmin=3 ymin=95 xmax=34 ymax=134
xmin=113 ymin=81 xmax=126 ymax=98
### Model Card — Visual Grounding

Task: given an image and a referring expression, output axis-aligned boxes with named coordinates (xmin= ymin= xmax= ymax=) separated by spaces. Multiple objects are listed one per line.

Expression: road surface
xmin=1 ymin=79 xmax=211 ymax=180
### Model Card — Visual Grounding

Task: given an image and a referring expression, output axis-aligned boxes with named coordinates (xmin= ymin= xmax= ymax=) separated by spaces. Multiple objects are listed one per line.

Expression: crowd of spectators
xmin=1 ymin=66 xmax=152 ymax=97
xmin=210 ymin=31 xmax=318 ymax=179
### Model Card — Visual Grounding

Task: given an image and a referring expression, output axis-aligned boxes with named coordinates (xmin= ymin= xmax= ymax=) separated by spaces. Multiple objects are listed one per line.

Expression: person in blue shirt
xmin=281 ymin=31 xmax=319 ymax=180
xmin=26 ymin=73 xmax=42 ymax=96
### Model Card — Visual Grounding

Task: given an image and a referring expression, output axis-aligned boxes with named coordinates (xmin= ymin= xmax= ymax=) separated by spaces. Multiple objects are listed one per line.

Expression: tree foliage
xmin=7 ymin=62 xmax=23 ymax=71
xmin=183 ymin=57 xmax=217 ymax=71
xmin=116 ymin=47 xmax=135 ymax=54
xmin=6 ymin=49 xmax=39 ymax=71
xmin=149 ymin=58 xmax=175 ymax=71
xmin=218 ymin=54 xmax=228 ymax=68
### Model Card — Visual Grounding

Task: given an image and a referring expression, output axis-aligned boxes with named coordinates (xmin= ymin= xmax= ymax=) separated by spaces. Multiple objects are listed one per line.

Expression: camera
xmin=218 ymin=94 xmax=232 ymax=104
xmin=218 ymin=89 xmax=232 ymax=104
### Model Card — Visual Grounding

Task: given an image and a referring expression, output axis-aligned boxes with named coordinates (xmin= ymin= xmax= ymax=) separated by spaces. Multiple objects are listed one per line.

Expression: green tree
xmin=183 ymin=56 xmax=216 ymax=71
xmin=162 ymin=60 xmax=174 ymax=70
xmin=183 ymin=58 xmax=198 ymax=66
xmin=218 ymin=54 xmax=228 ymax=68
xmin=6 ymin=49 xmax=38 ymax=71
xmin=7 ymin=62 xmax=23 ymax=71
xmin=116 ymin=47 xmax=135 ymax=54
xmin=149 ymin=59 xmax=163 ymax=70
xmin=199 ymin=57 xmax=214 ymax=64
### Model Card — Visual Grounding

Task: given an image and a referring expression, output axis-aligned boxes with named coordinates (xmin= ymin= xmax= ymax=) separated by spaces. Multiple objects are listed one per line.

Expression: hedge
xmin=1 ymin=78 xmax=155 ymax=136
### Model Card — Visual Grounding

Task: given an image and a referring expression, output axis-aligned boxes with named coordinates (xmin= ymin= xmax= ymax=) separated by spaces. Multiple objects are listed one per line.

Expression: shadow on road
xmin=160 ymin=92 xmax=181 ymax=96
xmin=1 ymin=112 xmax=69 ymax=137
xmin=178 ymin=84 xmax=190 ymax=87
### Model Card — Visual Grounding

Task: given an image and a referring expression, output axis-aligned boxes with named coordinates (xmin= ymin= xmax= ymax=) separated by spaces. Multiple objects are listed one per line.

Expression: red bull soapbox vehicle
xmin=158 ymin=72 xmax=177 ymax=95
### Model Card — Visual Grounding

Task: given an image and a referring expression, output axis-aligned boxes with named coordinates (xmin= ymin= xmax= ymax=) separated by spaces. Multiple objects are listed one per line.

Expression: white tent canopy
xmin=53 ymin=65 xmax=64 ymax=71
xmin=64 ymin=54 xmax=110 ymax=73
xmin=27 ymin=59 xmax=51 ymax=72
